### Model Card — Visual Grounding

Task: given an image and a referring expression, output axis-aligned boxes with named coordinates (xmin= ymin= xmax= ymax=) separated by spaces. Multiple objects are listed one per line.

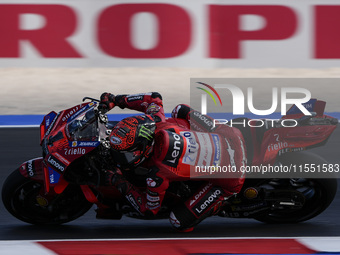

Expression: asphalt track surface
xmin=0 ymin=127 xmax=340 ymax=241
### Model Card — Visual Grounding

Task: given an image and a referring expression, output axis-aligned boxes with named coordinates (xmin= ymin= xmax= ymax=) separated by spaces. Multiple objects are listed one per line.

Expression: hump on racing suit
xmin=150 ymin=104 xmax=247 ymax=231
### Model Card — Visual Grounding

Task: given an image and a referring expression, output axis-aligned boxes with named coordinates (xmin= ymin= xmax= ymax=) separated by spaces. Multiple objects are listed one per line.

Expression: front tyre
xmin=2 ymin=169 xmax=93 ymax=225
xmin=254 ymin=152 xmax=337 ymax=224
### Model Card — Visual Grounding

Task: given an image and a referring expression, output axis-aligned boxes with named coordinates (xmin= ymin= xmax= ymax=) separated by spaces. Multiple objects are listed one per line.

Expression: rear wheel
xmin=254 ymin=152 xmax=337 ymax=223
xmin=2 ymin=169 xmax=93 ymax=225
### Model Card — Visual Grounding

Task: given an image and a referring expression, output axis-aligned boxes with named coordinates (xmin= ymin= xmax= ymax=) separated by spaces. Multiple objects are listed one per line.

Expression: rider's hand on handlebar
xmin=99 ymin=92 xmax=115 ymax=113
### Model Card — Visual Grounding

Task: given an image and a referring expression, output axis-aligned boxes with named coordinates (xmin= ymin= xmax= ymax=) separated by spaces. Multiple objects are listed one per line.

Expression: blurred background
xmin=1 ymin=2 xmax=340 ymax=252
xmin=1 ymin=0 xmax=340 ymax=115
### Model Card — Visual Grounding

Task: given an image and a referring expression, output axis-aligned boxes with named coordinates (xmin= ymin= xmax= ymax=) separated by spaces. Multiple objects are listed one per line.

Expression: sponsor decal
xmin=211 ymin=134 xmax=221 ymax=167
xmin=68 ymin=103 xmax=95 ymax=122
xmin=192 ymin=111 xmax=214 ymax=130
xmin=267 ymin=141 xmax=289 ymax=152
xmin=147 ymin=193 xmax=160 ymax=202
xmin=62 ymin=106 xmax=79 ymax=122
xmin=49 ymin=167 xmax=60 ymax=184
xmin=45 ymin=112 xmax=57 ymax=129
xmin=110 ymin=136 xmax=122 ymax=145
xmin=244 ymin=187 xmax=258 ymax=199
xmin=44 ymin=112 xmax=60 ymax=138
xmin=138 ymin=125 xmax=153 ymax=141
xmin=127 ymin=95 xmax=144 ymax=102
xmin=70 ymin=141 xmax=100 ymax=147
xmin=147 ymin=201 xmax=160 ymax=210
xmin=180 ymin=131 xmax=199 ymax=166
xmin=146 ymin=177 xmax=157 ymax=187
xmin=146 ymin=103 xmax=161 ymax=114
xmin=54 ymin=152 xmax=70 ymax=165
xmin=193 ymin=187 xmax=222 ymax=216
xmin=46 ymin=118 xmax=50 ymax=127
xmin=64 ymin=148 xmax=86 ymax=155
xmin=47 ymin=155 xmax=66 ymax=172
xmin=26 ymin=160 xmax=35 ymax=177
xmin=196 ymin=132 xmax=213 ymax=167
xmin=163 ymin=131 xmax=184 ymax=168
xmin=278 ymin=147 xmax=305 ymax=156
xmin=126 ymin=194 xmax=141 ymax=213
xmin=287 ymin=99 xmax=316 ymax=115
xmin=189 ymin=182 xmax=212 ymax=206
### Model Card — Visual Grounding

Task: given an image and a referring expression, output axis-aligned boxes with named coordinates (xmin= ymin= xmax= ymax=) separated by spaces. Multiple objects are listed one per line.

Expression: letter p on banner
xmin=209 ymin=5 xmax=297 ymax=58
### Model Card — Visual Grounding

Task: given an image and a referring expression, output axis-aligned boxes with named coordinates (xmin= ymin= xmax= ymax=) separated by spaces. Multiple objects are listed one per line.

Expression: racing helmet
xmin=109 ymin=115 xmax=156 ymax=169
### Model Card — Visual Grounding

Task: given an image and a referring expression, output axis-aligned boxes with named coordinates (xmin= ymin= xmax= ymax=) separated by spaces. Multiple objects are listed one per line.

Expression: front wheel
xmin=254 ymin=152 xmax=337 ymax=223
xmin=2 ymin=169 xmax=93 ymax=225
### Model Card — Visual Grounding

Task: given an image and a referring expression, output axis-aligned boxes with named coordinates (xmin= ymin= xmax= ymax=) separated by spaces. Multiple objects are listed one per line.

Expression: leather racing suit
xmin=103 ymin=92 xmax=246 ymax=231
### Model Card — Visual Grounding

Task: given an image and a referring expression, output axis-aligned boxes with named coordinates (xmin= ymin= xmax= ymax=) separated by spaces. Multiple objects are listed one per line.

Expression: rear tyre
xmin=254 ymin=152 xmax=337 ymax=223
xmin=2 ymin=169 xmax=93 ymax=225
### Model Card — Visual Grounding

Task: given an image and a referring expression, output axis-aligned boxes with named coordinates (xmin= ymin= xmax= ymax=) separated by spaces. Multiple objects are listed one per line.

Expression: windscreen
xmin=66 ymin=108 xmax=98 ymax=141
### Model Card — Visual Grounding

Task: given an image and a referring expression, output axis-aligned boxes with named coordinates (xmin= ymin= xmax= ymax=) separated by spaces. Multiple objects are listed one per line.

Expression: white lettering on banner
xmin=196 ymin=132 xmax=213 ymax=167
xmin=1 ymin=2 xmax=340 ymax=67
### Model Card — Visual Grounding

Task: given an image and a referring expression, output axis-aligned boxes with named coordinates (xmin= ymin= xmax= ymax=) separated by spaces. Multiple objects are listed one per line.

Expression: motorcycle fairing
xmin=284 ymin=99 xmax=328 ymax=122
xmin=40 ymin=111 xmax=58 ymax=144
xmin=260 ymin=119 xmax=337 ymax=164
xmin=41 ymin=103 xmax=101 ymax=174
xmin=286 ymin=98 xmax=318 ymax=116
xmin=19 ymin=157 xmax=44 ymax=181
xmin=18 ymin=157 xmax=68 ymax=194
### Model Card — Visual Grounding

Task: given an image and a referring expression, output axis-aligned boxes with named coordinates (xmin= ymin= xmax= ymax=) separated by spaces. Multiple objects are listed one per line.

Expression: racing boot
xmin=169 ymin=182 xmax=230 ymax=232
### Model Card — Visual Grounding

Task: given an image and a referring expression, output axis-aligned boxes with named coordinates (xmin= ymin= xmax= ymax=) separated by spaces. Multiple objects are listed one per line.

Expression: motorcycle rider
xmin=99 ymin=92 xmax=247 ymax=231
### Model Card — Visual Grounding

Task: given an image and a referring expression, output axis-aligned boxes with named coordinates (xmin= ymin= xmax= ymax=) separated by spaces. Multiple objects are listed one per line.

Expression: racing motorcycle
xmin=2 ymin=97 xmax=338 ymax=226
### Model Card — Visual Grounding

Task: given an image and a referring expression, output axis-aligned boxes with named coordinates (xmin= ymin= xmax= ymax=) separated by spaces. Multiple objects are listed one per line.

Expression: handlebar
xmin=82 ymin=96 xmax=109 ymax=117
xmin=82 ymin=97 xmax=100 ymax=103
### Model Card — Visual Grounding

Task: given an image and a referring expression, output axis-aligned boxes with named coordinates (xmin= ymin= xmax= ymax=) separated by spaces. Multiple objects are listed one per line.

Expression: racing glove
xmin=99 ymin=92 xmax=115 ymax=112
